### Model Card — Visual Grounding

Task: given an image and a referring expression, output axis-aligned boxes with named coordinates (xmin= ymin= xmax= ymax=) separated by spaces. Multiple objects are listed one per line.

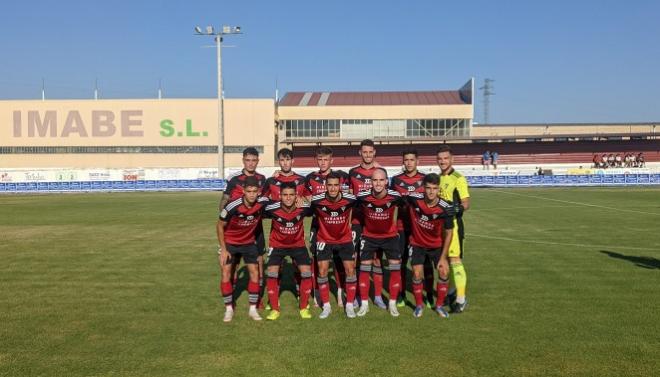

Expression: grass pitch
xmin=1 ymin=188 xmax=659 ymax=376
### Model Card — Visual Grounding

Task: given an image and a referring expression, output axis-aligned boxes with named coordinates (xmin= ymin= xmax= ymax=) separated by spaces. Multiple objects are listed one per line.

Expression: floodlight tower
xmin=194 ymin=25 xmax=242 ymax=179
xmin=479 ymin=78 xmax=495 ymax=125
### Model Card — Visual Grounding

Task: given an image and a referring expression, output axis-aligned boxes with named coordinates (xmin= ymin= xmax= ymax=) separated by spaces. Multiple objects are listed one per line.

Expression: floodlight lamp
xmin=234 ymin=26 xmax=241 ymax=33
xmin=194 ymin=26 xmax=203 ymax=34
xmin=222 ymin=26 xmax=231 ymax=34
xmin=206 ymin=26 xmax=214 ymax=34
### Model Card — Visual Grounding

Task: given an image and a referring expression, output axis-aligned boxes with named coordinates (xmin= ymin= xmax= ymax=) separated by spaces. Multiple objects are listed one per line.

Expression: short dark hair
xmin=243 ymin=176 xmax=259 ymax=188
xmin=436 ymin=145 xmax=452 ymax=155
xmin=243 ymin=147 xmax=259 ymax=157
xmin=280 ymin=181 xmax=297 ymax=192
xmin=277 ymin=148 xmax=293 ymax=159
xmin=326 ymin=171 xmax=342 ymax=183
xmin=360 ymin=139 xmax=375 ymax=148
xmin=423 ymin=173 xmax=439 ymax=185
xmin=316 ymin=146 xmax=333 ymax=156
xmin=402 ymin=148 xmax=418 ymax=158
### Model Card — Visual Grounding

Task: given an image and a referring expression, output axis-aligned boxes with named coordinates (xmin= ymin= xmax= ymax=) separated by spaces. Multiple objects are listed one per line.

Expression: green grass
xmin=1 ymin=188 xmax=659 ymax=376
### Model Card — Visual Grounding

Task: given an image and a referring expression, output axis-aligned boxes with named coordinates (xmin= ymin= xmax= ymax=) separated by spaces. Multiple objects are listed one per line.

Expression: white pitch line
xmin=487 ymin=189 xmax=660 ymax=216
xmin=467 ymin=233 xmax=660 ymax=252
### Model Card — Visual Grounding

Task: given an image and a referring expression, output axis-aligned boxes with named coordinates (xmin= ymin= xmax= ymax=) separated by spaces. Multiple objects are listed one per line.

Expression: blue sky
xmin=1 ymin=0 xmax=659 ymax=123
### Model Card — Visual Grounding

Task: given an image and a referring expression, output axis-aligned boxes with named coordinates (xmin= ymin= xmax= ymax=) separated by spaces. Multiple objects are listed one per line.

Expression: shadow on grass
xmin=600 ymin=250 xmax=660 ymax=270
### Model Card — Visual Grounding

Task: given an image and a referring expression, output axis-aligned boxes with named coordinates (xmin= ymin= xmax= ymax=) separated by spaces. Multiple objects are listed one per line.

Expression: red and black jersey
xmin=406 ymin=193 xmax=454 ymax=249
xmin=304 ymin=169 xmax=349 ymax=196
xmin=224 ymin=170 xmax=267 ymax=201
xmin=348 ymin=165 xmax=377 ymax=225
xmin=357 ymin=189 xmax=403 ymax=239
xmin=219 ymin=197 xmax=268 ymax=245
xmin=310 ymin=192 xmax=357 ymax=245
xmin=263 ymin=201 xmax=311 ymax=248
xmin=262 ymin=172 xmax=306 ymax=201
xmin=391 ymin=171 xmax=426 ymax=231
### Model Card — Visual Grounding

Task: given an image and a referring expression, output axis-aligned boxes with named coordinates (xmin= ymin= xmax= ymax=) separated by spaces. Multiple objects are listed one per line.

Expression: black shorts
xmin=226 ymin=244 xmax=259 ymax=265
xmin=256 ymin=222 xmax=266 ymax=256
xmin=316 ymin=242 xmax=355 ymax=262
xmin=267 ymin=247 xmax=311 ymax=267
xmin=351 ymin=224 xmax=362 ymax=253
xmin=410 ymin=245 xmax=441 ymax=267
xmin=360 ymin=235 xmax=401 ymax=261
xmin=309 ymin=226 xmax=318 ymax=255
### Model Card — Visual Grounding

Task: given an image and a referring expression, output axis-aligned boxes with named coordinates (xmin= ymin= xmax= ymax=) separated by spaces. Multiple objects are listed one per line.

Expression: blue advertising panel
xmin=38 ymin=182 xmax=49 ymax=191
xmin=577 ymin=175 xmax=590 ymax=184
xmin=81 ymin=182 xmax=92 ymax=190
xmin=637 ymin=174 xmax=650 ymax=184
xmin=613 ymin=174 xmax=626 ymax=184
xmin=495 ymin=176 xmax=507 ymax=185
xmin=17 ymin=182 xmax=28 ymax=191
xmin=70 ymin=182 xmax=81 ymax=191
xmin=7 ymin=183 xmax=17 ymax=191
xmin=589 ymin=175 xmax=602 ymax=184
xmin=506 ymin=176 xmax=518 ymax=185
xmin=625 ymin=174 xmax=638 ymax=183
xmin=60 ymin=182 xmax=71 ymax=191
xmin=26 ymin=182 xmax=38 ymax=191
xmin=482 ymin=176 xmax=495 ymax=185
xmin=650 ymin=174 xmax=660 ymax=183
xmin=136 ymin=181 xmax=146 ymax=190
xmin=602 ymin=175 xmax=614 ymax=184
xmin=146 ymin=180 xmax=157 ymax=189
xmin=0 ymin=183 xmax=5 ymax=192
xmin=518 ymin=175 xmax=530 ymax=185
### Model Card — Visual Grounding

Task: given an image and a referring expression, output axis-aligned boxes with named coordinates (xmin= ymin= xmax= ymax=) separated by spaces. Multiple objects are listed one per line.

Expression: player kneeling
xmin=406 ymin=174 xmax=455 ymax=318
xmin=263 ymin=183 xmax=314 ymax=320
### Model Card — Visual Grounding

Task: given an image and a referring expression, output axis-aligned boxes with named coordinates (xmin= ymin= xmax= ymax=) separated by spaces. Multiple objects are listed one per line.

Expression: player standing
xmin=304 ymin=147 xmax=350 ymax=307
xmin=218 ymin=147 xmax=268 ymax=308
xmin=216 ymin=176 xmax=268 ymax=322
xmin=348 ymin=139 xmax=386 ymax=308
xmin=437 ymin=145 xmax=471 ymax=313
xmin=406 ymin=174 xmax=454 ymax=318
xmin=356 ymin=168 xmax=403 ymax=317
xmin=310 ymin=172 xmax=359 ymax=318
xmin=391 ymin=149 xmax=434 ymax=307
xmin=263 ymin=182 xmax=313 ymax=320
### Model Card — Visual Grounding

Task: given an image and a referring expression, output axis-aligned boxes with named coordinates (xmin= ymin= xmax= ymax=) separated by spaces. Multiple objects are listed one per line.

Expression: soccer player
xmin=263 ymin=182 xmax=313 ymax=320
xmin=356 ymin=168 xmax=403 ymax=317
xmin=263 ymin=148 xmax=307 ymax=201
xmin=310 ymin=172 xmax=358 ymax=318
xmin=348 ymin=139 xmax=386 ymax=308
xmin=216 ymin=176 xmax=268 ymax=322
xmin=437 ymin=145 xmax=471 ymax=313
xmin=263 ymin=148 xmax=307 ymax=301
xmin=391 ymin=149 xmax=433 ymax=307
xmin=406 ymin=173 xmax=454 ymax=318
xmin=304 ymin=147 xmax=350 ymax=307
xmin=219 ymin=147 xmax=268 ymax=308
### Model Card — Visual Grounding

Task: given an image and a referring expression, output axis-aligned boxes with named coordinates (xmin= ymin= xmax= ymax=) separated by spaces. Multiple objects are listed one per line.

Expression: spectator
xmin=537 ymin=166 xmax=544 ymax=176
xmin=593 ymin=155 xmax=601 ymax=168
xmin=615 ymin=153 xmax=622 ymax=167
xmin=601 ymin=153 xmax=608 ymax=168
xmin=630 ymin=153 xmax=637 ymax=167
xmin=491 ymin=151 xmax=499 ymax=170
xmin=607 ymin=154 xmax=615 ymax=168
xmin=637 ymin=153 xmax=645 ymax=168
xmin=482 ymin=150 xmax=491 ymax=170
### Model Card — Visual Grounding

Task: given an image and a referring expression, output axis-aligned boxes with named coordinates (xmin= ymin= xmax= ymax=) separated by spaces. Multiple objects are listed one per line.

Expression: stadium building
xmin=1 ymin=77 xmax=659 ymax=187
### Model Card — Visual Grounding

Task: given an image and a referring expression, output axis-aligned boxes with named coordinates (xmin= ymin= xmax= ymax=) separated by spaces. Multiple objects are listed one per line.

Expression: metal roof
xmin=279 ymin=90 xmax=468 ymax=106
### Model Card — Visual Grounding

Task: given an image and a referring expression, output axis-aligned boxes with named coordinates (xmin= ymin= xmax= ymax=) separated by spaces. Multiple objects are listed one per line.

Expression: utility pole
xmin=480 ymin=78 xmax=495 ymax=124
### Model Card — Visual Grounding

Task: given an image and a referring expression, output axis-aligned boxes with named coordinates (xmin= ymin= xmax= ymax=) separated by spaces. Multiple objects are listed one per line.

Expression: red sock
xmin=388 ymin=268 xmax=402 ymax=301
xmin=311 ymin=257 xmax=319 ymax=291
xmin=317 ymin=276 xmax=330 ymax=305
xmin=436 ymin=279 xmax=449 ymax=308
xmin=359 ymin=265 xmax=372 ymax=301
xmin=266 ymin=276 xmax=280 ymax=311
xmin=221 ymin=281 xmax=233 ymax=308
xmin=345 ymin=275 xmax=357 ymax=304
xmin=299 ymin=276 xmax=312 ymax=309
xmin=424 ymin=262 xmax=434 ymax=298
xmin=373 ymin=266 xmax=384 ymax=298
xmin=412 ymin=279 xmax=424 ymax=307
xmin=247 ymin=280 xmax=259 ymax=306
